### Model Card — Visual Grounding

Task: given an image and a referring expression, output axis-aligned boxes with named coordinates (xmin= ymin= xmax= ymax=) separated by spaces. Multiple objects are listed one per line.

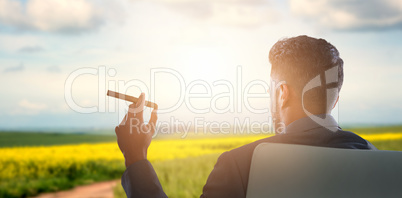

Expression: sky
xmin=0 ymin=0 xmax=402 ymax=131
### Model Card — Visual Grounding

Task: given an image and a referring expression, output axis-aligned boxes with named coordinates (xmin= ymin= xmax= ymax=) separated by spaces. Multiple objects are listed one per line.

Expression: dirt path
xmin=32 ymin=180 xmax=120 ymax=198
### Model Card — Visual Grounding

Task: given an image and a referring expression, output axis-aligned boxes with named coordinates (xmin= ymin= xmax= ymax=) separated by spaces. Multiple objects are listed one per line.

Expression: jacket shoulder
xmin=222 ymin=135 xmax=279 ymax=191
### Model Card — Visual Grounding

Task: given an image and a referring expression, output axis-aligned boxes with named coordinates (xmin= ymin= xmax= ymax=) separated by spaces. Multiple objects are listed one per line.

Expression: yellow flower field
xmin=0 ymin=134 xmax=268 ymax=178
xmin=360 ymin=133 xmax=402 ymax=141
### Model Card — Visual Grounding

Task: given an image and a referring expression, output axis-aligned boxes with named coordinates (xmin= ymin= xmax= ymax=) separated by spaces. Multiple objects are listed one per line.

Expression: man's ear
xmin=279 ymin=84 xmax=290 ymax=109
xmin=332 ymin=95 xmax=339 ymax=109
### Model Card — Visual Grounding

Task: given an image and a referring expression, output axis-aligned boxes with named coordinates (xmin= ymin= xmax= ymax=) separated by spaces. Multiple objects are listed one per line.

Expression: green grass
xmin=0 ymin=132 xmax=116 ymax=147
xmin=344 ymin=125 xmax=402 ymax=134
xmin=1 ymin=160 xmax=125 ymax=198
xmin=370 ymin=138 xmax=402 ymax=151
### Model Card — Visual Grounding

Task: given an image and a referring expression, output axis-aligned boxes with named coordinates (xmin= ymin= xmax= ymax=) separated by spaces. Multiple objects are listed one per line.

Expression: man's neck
xmin=282 ymin=107 xmax=328 ymax=127
xmin=284 ymin=113 xmax=308 ymax=127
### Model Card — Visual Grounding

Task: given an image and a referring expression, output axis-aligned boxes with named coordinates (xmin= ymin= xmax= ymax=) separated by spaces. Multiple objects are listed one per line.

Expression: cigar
xmin=107 ymin=90 xmax=158 ymax=109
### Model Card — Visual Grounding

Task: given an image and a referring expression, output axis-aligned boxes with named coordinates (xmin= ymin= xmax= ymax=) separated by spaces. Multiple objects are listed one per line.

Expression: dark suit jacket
xmin=121 ymin=115 xmax=377 ymax=198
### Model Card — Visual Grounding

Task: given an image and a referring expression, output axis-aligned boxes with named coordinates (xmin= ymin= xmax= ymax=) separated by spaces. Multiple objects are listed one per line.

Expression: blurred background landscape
xmin=1 ymin=0 xmax=402 ymax=197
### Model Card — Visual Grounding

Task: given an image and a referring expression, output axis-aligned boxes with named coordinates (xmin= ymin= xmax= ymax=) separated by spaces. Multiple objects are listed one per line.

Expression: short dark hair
xmin=269 ymin=35 xmax=344 ymax=112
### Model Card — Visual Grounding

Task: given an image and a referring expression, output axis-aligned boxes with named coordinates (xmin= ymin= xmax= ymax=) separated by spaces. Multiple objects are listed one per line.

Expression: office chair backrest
xmin=247 ymin=143 xmax=402 ymax=198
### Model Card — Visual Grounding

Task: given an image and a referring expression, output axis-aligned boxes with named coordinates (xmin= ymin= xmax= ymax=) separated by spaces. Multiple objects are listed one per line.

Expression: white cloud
xmin=0 ymin=0 xmax=124 ymax=33
xmin=3 ymin=62 xmax=24 ymax=73
xmin=18 ymin=99 xmax=47 ymax=113
xmin=150 ymin=0 xmax=279 ymax=27
xmin=18 ymin=45 xmax=44 ymax=53
xmin=46 ymin=65 xmax=62 ymax=73
xmin=290 ymin=0 xmax=402 ymax=30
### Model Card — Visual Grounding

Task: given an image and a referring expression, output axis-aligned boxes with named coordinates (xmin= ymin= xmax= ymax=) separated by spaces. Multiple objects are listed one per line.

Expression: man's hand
xmin=115 ymin=93 xmax=158 ymax=168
